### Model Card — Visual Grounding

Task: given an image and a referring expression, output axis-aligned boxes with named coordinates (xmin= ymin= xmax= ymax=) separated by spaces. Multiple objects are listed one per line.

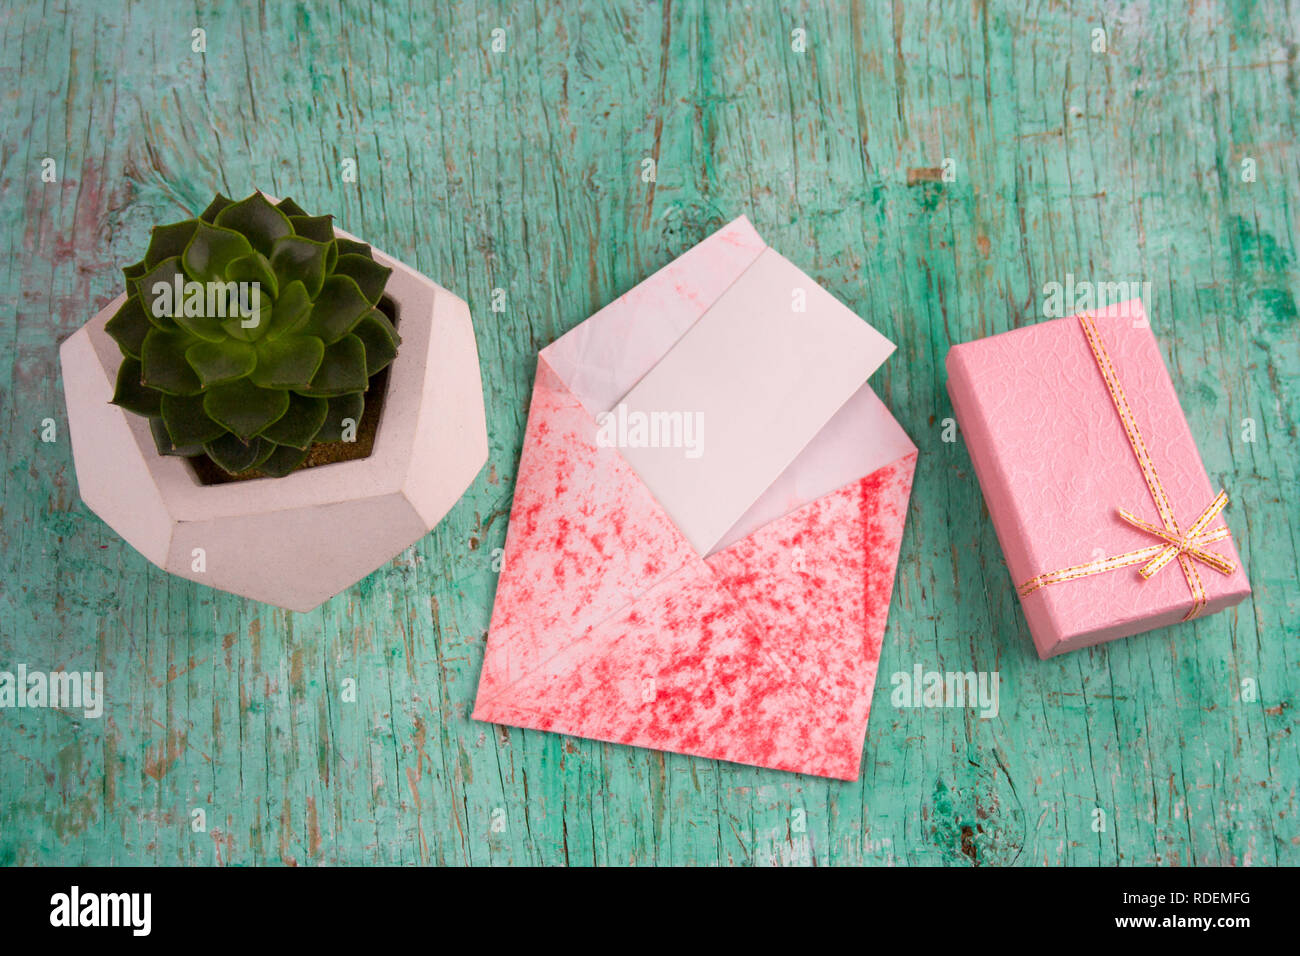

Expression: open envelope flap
xmin=543 ymin=216 xmax=899 ymax=557
xmin=542 ymin=217 xmax=768 ymax=418
xmin=474 ymin=358 xmax=917 ymax=779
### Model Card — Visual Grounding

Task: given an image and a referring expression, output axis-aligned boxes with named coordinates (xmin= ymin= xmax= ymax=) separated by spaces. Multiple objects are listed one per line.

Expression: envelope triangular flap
xmin=714 ymin=379 xmax=916 ymax=551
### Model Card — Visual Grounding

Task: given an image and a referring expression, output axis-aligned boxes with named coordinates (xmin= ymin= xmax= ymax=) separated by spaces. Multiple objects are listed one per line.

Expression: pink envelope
xmin=472 ymin=217 xmax=917 ymax=779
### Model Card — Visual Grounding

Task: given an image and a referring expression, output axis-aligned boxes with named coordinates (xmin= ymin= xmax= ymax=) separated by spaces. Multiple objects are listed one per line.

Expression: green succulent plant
xmin=104 ymin=191 xmax=400 ymax=478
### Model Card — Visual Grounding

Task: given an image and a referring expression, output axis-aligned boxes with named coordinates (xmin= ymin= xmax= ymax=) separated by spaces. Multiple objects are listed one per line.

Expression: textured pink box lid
xmin=946 ymin=300 xmax=1250 ymax=658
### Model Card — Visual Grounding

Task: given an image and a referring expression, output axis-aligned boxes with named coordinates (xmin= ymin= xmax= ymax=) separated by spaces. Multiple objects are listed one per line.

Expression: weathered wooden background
xmin=1 ymin=0 xmax=1296 ymax=865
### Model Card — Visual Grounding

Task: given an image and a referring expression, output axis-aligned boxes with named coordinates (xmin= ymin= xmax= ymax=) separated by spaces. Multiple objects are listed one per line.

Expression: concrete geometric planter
xmin=60 ymin=225 xmax=488 ymax=611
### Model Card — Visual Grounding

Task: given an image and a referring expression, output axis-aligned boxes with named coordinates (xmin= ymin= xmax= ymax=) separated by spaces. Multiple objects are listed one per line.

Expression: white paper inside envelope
xmin=542 ymin=216 xmax=907 ymax=557
xmin=615 ymin=247 xmax=894 ymax=554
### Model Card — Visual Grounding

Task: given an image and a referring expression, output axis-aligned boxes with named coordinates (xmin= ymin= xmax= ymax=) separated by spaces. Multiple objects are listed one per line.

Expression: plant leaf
xmin=182 ymin=221 xmax=254 ymax=283
xmin=160 ymin=393 xmax=226 ymax=447
xmin=203 ymin=433 xmax=268 ymax=475
xmin=123 ymin=259 xmax=149 ymax=299
xmin=199 ymin=194 xmax=234 ymax=223
xmin=169 ymin=284 xmax=230 ymax=343
xmin=185 ymin=339 xmax=257 ymax=388
xmin=334 ymin=238 xmax=372 ymax=258
xmin=250 ymin=438 xmax=279 ymax=471
xmin=268 ymin=235 xmax=329 ymax=299
xmin=299 ymin=334 xmax=368 ymax=397
xmin=104 ymin=295 xmax=152 ymax=359
xmin=150 ymin=416 xmax=206 ymax=457
xmin=141 ymin=329 xmax=203 ymax=396
xmin=289 ymin=214 xmax=334 ymax=243
xmin=333 ymin=253 xmax=392 ymax=305
xmin=250 ymin=334 xmax=324 ymax=389
xmin=274 ymin=196 xmax=308 ymax=218
xmin=217 ymin=254 xmax=274 ymax=341
xmin=202 ymin=379 xmax=290 ymax=440
xmin=312 ymin=392 xmax=364 ymax=442
xmin=111 ymin=357 xmax=162 ymax=416
xmin=257 ymin=442 xmax=311 ymax=478
xmin=259 ymin=392 xmax=328 ymax=449
xmin=214 ymin=193 xmax=294 ymax=257
xmin=220 ymin=307 xmax=268 ymax=343
xmin=145 ymin=220 xmax=200 ymax=269
xmin=225 ymin=251 xmax=279 ymax=300
xmin=137 ymin=257 xmax=184 ymax=330
xmin=353 ymin=309 xmax=400 ymax=376
xmin=304 ymin=274 xmax=370 ymax=343
xmin=264 ymin=280 xmax=311 ymax=339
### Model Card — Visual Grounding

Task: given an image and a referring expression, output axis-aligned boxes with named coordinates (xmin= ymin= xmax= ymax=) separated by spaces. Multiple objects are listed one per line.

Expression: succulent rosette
xmin=104 ymin=192 xmax=399 ymax=477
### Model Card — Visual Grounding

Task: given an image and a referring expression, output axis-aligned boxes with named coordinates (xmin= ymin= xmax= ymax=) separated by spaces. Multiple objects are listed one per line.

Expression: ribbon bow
xmin=1118 ymin=491 xmax=1234 ymax=579
xmin=1015 ymin=313 xmax=1236 ymax=621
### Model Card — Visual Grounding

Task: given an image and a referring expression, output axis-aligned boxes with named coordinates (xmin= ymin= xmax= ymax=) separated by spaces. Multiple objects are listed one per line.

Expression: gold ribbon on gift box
xmin=1014 ymin=313 xmax=1235 ymax=621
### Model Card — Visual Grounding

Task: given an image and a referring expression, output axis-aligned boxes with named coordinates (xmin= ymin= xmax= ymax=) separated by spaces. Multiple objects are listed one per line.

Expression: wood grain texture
xmin=0 ymin=0 xmax=1296 ymax=866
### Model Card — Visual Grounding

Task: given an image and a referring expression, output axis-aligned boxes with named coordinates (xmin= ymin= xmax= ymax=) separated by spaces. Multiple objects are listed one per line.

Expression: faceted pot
xmin=59 ymin=223 xmax=488 ymax=612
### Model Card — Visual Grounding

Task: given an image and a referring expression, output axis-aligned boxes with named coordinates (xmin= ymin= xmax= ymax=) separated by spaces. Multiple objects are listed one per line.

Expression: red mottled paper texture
xmin=474 ymin=360 xmax=915 ymax=779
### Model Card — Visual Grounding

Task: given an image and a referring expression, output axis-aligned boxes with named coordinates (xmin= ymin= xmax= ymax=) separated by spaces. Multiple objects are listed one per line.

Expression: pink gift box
xmin=946 ymin=300 xmax=1251 ymax=658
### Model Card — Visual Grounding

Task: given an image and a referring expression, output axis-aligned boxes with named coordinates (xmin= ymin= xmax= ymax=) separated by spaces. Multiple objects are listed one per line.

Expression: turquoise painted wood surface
xmin=1 ymin=0 xmax=1296 ymax=866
